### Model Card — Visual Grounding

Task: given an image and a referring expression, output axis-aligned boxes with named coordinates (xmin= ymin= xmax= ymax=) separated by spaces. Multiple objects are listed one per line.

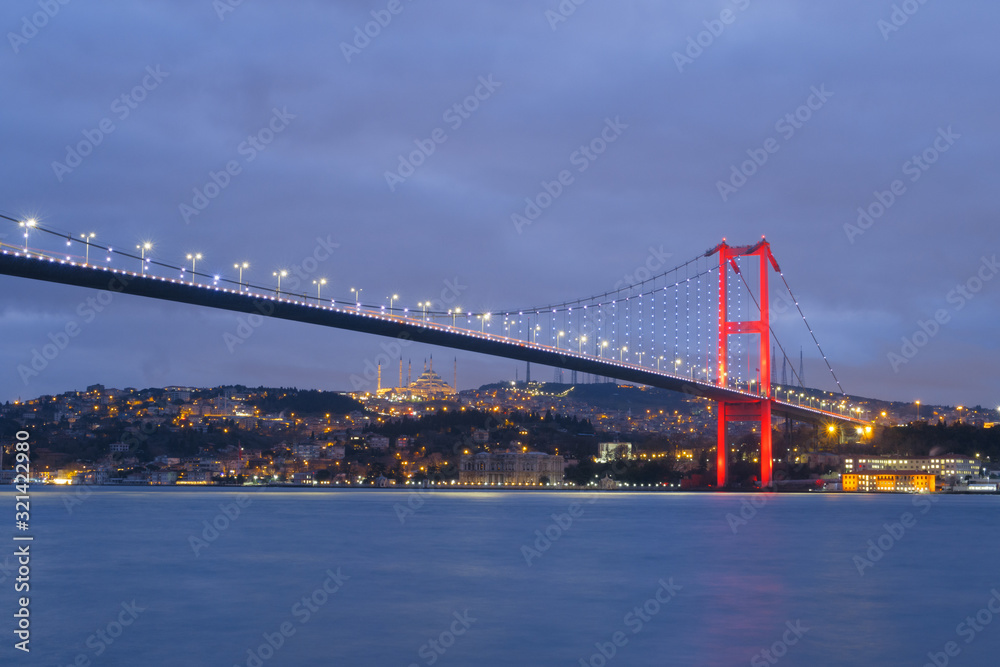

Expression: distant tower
xmin=398 ymin=357 xmax=403 ymax=389
xmin=377 ymin=361 xmax=381 ymax=393
xmin=798 ymin=347 xmax=805 ymax=388
xmin=781 ymin=355 xmax=788 ymax=386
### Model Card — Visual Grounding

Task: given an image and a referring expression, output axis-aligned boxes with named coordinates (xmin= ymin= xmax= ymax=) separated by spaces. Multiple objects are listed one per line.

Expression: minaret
xmin=398 ymin=357 xmax=403 ymax=389
xmin=781 ymin=355 xmax=787 ymax=386
xmin=377 ymin=361 xmax=381 ymax=393
xmin=407 ymin=360 xmax=412 ymax=387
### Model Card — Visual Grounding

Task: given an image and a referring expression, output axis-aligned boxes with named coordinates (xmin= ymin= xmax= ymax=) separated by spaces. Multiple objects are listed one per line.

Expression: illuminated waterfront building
xmin=843 ymin=455 xmax=980 ymax=478
xmin=459 ymin=451 xmax=565 ymax=486
xmin=842 ymin=471 xmax=936 ymax=493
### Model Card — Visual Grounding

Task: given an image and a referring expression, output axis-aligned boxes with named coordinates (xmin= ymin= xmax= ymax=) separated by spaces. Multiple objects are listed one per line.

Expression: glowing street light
xmin=482 ymin=312 xmax=491 ymax=332
xmin=449 ymin=308 xmax=461 ymax=326
xmin=620 ymin=346 xmax=627 ymax=362
xmin=20 ymin=218 xmax=36 ymax=254
xmin=137 ymin=242 xmax=152 ymax=273
xmin=234 ymin=262 xmax=249 ymax=292
xmin=81 ymin=232 xmax=96 ymax=264
xmin=389 ymin=293 xmax=399 ymax=313
xmin=419 ymin=301 xmax=430 ymax=321
xmin=557 ymin=330 xmax=565 ymax=348
xmin=657 ymin=355 xmax=664 ymax=370
xmin=579 ymin=335 xmax=587 ymax=354
xmin=273 ymin=269 xmax=288 ymax=294
xmin=186 ymin=253 xmax=202 ymax=283
xmin=313 ymin=278 xmax=327 ymax=302
xmin=600 ymin=340 xmax=608 ymax=357
xmin=916 ymin=400 xmax=921 ymax=420
xmin=351 ymin=287 xmax=363 ymax=310
xmin=636 ymin=351 xmax=644 ymax=365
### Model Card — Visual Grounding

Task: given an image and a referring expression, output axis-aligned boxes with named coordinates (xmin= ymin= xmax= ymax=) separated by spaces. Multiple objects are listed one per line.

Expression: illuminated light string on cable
xmin=732 ymin=262 xmax=847 ymax=397
xmin=673 ymin=267 xmax=679 ymax=367
xmin=735 ymin=257 xmax=743 ymax=387
xmin=684 ymin=264 xmax=691 ymax=374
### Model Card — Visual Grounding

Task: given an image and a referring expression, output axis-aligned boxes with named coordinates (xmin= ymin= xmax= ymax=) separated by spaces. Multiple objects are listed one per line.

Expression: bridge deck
xmin=0 ymin=250 xmax=864 ymax=426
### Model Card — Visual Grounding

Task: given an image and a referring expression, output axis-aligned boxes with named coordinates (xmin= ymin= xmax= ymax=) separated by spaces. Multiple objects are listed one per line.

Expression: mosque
xmin=378 ymin=356 xmax=458 ymax=402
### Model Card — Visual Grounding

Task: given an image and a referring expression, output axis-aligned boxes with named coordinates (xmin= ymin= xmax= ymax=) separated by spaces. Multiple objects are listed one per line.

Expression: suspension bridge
xmin=0 ymin=214 xmax=869 ymax=487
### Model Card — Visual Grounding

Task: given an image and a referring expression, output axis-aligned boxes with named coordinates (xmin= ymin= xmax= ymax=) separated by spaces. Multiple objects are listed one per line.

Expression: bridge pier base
xmin=716 ymin=399 xmax=773 ymax=488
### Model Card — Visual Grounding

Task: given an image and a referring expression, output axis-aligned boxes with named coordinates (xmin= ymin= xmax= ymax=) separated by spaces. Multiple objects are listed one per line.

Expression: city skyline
xmin=2 ymin=2 xmax=998 ymax=407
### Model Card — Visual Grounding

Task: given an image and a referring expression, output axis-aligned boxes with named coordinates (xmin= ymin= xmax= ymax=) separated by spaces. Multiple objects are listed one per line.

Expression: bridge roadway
xmin=0 ymin=250 xmax=864 ymax=427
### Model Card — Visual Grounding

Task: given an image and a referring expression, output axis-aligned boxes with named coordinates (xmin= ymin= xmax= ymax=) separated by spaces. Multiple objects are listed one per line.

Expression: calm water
xmin=2 ymin=489 xmax=999 ymax=666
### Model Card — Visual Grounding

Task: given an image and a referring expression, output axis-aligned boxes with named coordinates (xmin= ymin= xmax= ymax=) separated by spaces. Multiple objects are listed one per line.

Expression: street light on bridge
xmin=273 ymin=269 xmax=288 ymax=294
xmin=20 ymin=218 xmax=36 ymax=254
xmin=234 ymin=262 xmax=249 ymax=292
xmin=600 ymin=340 xmax=608 ymax=357
xmin=186 ymin=253 xmax=202 ymax=283
xmin=81 ymin=232 xmax=95 ymax=264
xmin=352 ymin=287 xmax=363 ymax=310
xmin=388 ymin=294 xmax=399 ymax=313
xmin=481 ymin=312 xmax=491 ymax=332
xmin=620 ymin=346 xmax=627 ymax=362
xmin=557 ymin=330 xmax=564 ymax=348
xmin=579 ymin=335 xmax=587 ymax=354
xmin=137 ymin=242 xmax=152 ymax=273
xmin=313 ymin=278 xmax=327 ymax=302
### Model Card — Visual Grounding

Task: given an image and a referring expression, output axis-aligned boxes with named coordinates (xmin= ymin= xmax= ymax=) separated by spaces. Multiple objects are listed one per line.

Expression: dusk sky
xmin=2 ymin=1 xmax=997 ymax=408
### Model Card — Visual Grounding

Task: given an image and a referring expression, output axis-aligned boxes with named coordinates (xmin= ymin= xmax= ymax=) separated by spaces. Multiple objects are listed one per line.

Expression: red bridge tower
xmin=712 ymin=239 xmax=780 ymax=488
